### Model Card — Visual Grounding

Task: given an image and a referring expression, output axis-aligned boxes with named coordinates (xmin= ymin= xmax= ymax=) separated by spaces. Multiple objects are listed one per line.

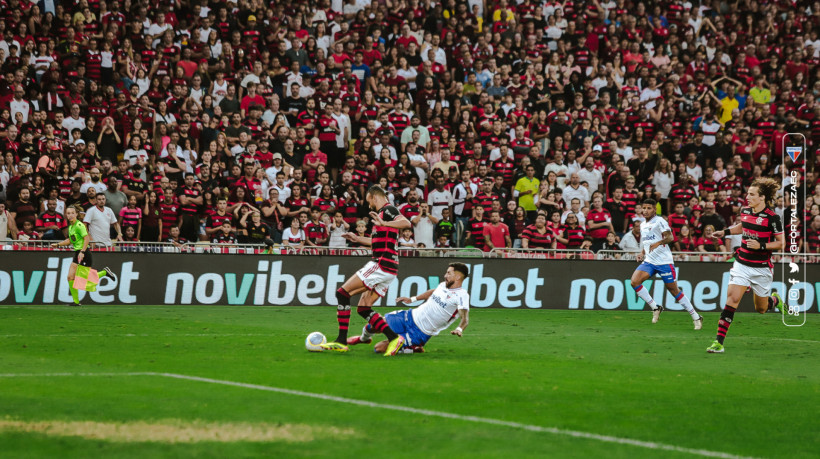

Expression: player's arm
xmin=651 ymin=230 xmax=675 ymax=251
xmin=451 ymin=309 xmax=469 ymax=337
xmin=712 ymin=223 xmax=741 ymax=238
xmin=370 ymin=210 xmax=411 ymax=229
xmin=342 ymin=232 xmax=372 ymax=246
xmin=756 ymin=232 xmax=784 ymax=251
xmin=396 ymin=287 xmax=436 ymax=304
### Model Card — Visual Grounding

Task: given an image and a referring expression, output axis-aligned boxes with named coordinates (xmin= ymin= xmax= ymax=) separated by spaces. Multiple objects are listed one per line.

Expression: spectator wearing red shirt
xmin=482 ymin=210 xmax=511 ymax=252
xmin=586 ymin=195 xmax=614 ymax=246
xmin=302 ymin=137 xmax=329 ymax=184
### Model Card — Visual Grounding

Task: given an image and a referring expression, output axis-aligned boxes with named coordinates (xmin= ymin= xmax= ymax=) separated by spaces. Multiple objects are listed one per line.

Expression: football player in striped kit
xmin=321 ymin=185 xmax=412 ymax=356
xmin=706 ymin=178 xmax=785 ymax=353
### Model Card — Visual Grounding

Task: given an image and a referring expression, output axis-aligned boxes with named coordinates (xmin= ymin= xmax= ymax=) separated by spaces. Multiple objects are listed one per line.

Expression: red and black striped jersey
xmin=467 ymin=217 xmax=487 ymax=251
xmin=159 ymin=202 xmax=180 ymax=239
xmin=670 ymin=184 xmax=697 ymax=203
xmin=561 ymin=226 xmax=586 ymax=248
xmin=35 ymin=211 xmax=66 ymax=229
xmin=735 ymin=206 xmax=783 ymax=269
xmin=176 ymin=186 xmax=200 ymax=215
xmin=668 ymin=213 xmax=688 ymax=235
xmin=492 ymin=160 xmax=516 ymax=187
xmin=521 ymin=224 xmax=554 ymax=248
xmin=304 ymin=221 xmax=327 ymax=242
xmin=206 ymin=212 xmax=232 ymax=229
xmin=398 ymin=203 xmax=419 ymax=220
xmin=473 ymin=191 xmax=497 ymax=213
xmin=371 ymin=205 xmax=402 ymax=274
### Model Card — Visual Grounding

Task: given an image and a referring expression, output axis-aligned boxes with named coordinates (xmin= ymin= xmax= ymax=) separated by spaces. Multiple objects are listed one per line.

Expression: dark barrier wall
xmin=1 ymin=252 xmax=818 ymax=313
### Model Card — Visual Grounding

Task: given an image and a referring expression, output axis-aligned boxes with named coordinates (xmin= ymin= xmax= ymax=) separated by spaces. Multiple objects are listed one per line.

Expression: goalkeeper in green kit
xmin=51 ymin=205 xmax=117 ymax=306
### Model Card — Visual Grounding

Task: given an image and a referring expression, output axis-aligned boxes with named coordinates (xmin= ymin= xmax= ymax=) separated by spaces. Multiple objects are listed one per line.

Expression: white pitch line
xmin=0 ymin=372 xmax=755 ymax=459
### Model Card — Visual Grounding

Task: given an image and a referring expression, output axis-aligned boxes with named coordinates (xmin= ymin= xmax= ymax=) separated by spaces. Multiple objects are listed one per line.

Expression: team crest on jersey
xmin=756 ymin=217 xmax=763 ymax=225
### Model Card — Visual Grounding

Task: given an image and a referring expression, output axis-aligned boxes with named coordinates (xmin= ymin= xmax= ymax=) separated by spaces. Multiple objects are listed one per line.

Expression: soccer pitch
xmin=1 ymin=306 xmax=817 ymax=458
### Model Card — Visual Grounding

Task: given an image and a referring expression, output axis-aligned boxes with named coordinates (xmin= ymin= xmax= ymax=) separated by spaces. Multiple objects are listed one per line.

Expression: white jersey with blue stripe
xmin=640 ymin=215 xmax=675 ymax=265
xmin=413 ymin=282 xmax=470 ymax=336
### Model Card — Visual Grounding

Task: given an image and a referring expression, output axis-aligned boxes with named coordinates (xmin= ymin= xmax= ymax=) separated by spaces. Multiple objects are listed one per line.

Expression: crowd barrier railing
xmin=1 ymin=240 xmax=817 ymax=261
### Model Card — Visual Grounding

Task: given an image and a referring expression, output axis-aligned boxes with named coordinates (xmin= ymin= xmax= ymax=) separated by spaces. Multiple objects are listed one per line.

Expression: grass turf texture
xmin=0 ymin=306 xmax=817 ymax=458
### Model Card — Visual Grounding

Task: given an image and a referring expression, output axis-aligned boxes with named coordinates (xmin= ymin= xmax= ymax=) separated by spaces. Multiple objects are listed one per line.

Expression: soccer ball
xmin=305 ymin=331 xmax=326 ymax=352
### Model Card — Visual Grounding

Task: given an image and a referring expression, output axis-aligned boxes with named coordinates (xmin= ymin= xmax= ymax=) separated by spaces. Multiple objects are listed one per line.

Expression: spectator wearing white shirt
xmin=411 ymin=202 xmax=437 ymax=248
xmin=618 ymin=222 xmax=642 ymax=252
xmin=562 ymin=173 xmax=591 ymax=207
xmin=577 ymin=156 xmax=603 ymax=193
xmin=61 ymin=104 xmax=86 ymax=132
xmin=560 ymin=198 xmax=587 ymax=225
xmin=83 ymin=193 xmax=122 ymax=247
xmin=427 ymin=176 xmax=454 ymax=220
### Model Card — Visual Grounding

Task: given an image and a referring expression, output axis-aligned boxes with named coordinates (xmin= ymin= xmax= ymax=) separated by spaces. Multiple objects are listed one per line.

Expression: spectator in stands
xmin=618 ymin=223 xmax=642 ymax=253
xmin=482 ymin=209 xmax=511 ymax=252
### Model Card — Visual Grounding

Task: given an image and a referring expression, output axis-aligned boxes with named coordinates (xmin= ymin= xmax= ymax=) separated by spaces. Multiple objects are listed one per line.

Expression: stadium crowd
xmin=0 ymin=0 xmax=818 ymax=253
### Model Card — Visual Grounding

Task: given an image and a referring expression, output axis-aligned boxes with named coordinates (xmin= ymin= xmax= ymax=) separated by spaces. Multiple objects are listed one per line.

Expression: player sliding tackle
xmin=50 ymin=205 xmax=117 ymax=307
xmin=706 ymin=178 xmax=785 ymax=354
xmin=321 ymin=186 xmax=412 ymax=356
xmin=348 ymin=263 xmax=471 ymax=354
xmin=630 ymin=199 xmax=703 ymax=329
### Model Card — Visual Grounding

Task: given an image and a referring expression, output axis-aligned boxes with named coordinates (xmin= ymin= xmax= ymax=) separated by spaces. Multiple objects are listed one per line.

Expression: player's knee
xmin=630 ymin=279 xmax=641 ymax=288
xmin=335 ymin=288 xmax=350 ymax=306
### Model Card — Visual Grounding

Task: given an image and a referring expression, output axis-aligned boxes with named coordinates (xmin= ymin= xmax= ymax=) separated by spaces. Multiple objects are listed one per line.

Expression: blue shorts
xmin=384 ymin=310 xmax=431 ymax=348
xmin=636 ymin=262 xmax=679 ymax=284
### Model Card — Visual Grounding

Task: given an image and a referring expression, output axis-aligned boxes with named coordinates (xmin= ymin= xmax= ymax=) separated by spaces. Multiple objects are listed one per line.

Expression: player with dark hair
xmin=348 ymin=263 xmax=471 ymax=354
xmin=706 ymin=178 xmax=785 ymax=353
xmin=630 ymin=199 xmax=703 ymax=328
xmin=321 ymin=185 xmax=412 ymax=356
xmin=50 ymin=205 xmax=117 ymax=307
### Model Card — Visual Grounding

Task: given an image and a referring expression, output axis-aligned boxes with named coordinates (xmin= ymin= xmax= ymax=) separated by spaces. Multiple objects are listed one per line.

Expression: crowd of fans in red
xmin=0 ymin=0 xmax=818 ymax=253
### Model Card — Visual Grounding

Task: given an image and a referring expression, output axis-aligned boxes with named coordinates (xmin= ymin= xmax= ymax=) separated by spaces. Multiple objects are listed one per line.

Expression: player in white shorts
xmin=706 ymin=178 xmax=785 ymax=353
xmin=320 ymin=186 xmax=411 ymax=355
xmin=630 ymin=199 xmax=703 ymax=329
xmin=348 ymin=263 xmax=471 ymax=354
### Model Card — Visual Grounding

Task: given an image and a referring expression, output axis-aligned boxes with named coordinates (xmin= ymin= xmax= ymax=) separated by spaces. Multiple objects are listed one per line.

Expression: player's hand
xmin=117 ymin=234 xmax=124 ymax=242
xmin=746 ymin=239 xmax=761 ymax=250
xmin=341 ymin=232 xmax=356 ymax=241
xmin=636 ymin=253 xmax=644 ymax=263
xmin=396 ymin=296 xmax=412 ymax=304
xmin=51 ymin=243 xmax=59 ymax=248
xmin=712 ymin=230 xmax=725 ymax=238
xmin=369 ymin=211 xmax=384 ymax=226
xmin=451 ymin=328 xmax=463 ymax=337
xmin=77 ymin=252 xmax=84 ymax=263
xmin=649 ymin=242 xmax=660 ymax=252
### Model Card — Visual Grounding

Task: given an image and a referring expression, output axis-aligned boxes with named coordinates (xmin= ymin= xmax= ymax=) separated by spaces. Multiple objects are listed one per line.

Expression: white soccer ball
xmin=305 ymin=331 xmax=327 ymax=352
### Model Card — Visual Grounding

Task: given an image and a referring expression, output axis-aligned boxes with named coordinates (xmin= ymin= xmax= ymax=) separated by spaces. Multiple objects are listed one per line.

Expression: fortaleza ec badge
xmin=786 ymin=146 xmax=802 ymax=162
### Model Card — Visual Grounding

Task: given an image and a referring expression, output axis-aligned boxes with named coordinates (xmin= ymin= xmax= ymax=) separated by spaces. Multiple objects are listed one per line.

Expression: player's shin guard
xmin=358 ymin=306 xmax=398 ymax=341
xmin=675 ymin=291 xmax=699 ymax=319
xmin=634 ymin=284 xmax=658 ymax=310
xmin=716 ymin=305 xmax=736 ymax=345
xmin=334 ymin=288 xmax=352 ymax=343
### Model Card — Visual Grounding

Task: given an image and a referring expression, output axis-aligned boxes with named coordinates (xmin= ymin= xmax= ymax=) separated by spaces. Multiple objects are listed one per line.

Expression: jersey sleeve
xmin=770 ymin=213 xmax=783 ymax=235
xmin=382 ymin=205 xmax=401 ymax=222
xmin=659 ymin=217 xmax=671 ymax=233
xmin=457 ymin=291 xmax=470 ymax=310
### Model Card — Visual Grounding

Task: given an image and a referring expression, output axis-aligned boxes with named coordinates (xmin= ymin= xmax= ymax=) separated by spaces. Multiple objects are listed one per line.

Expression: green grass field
xmin=0 ymin=305 xmax=817 ymax=458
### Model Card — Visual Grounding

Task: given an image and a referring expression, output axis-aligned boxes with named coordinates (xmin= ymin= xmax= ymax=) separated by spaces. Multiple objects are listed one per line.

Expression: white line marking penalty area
xmin=0 ymin=372 xmax=755 ymax=459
